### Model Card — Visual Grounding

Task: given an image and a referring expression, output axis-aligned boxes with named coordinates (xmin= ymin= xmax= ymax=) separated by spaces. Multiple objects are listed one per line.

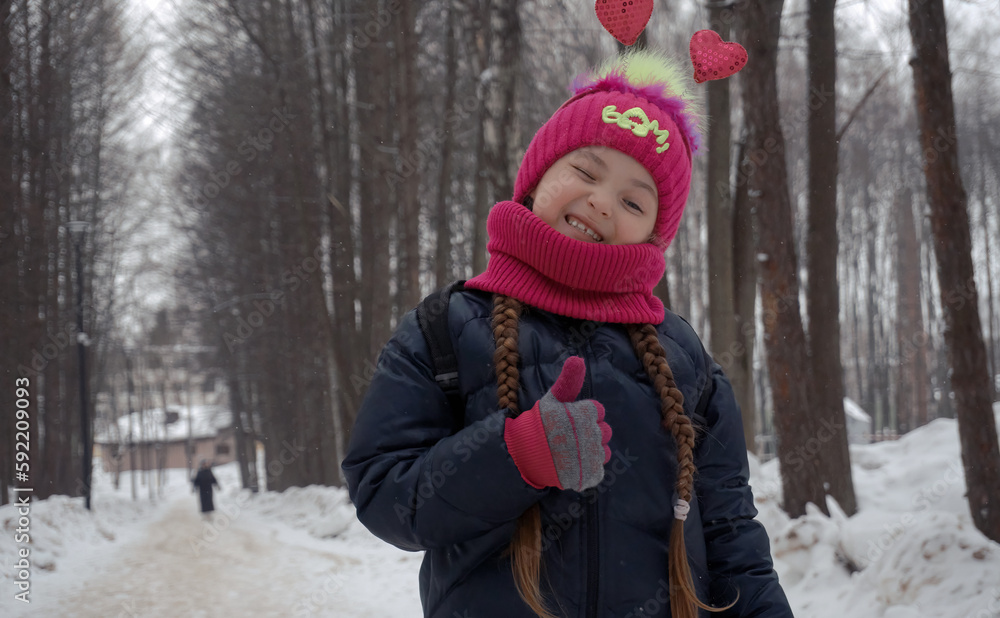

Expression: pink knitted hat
xmin=514 ymin=51 xmax=702 ymax=250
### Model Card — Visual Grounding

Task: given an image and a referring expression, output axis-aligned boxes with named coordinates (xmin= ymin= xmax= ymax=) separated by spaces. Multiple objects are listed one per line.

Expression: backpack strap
xmin=416 ymin=280 xmax=466 ymax=423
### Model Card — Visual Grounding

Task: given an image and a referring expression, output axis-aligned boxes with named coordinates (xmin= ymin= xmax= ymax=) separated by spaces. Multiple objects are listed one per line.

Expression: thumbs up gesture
xmin=504 ymin=356 xmax=613 ymax=492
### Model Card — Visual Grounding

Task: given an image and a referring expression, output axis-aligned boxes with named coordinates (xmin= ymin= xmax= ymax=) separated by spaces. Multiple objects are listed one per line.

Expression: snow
xmin=2 ymin=405 xmax=999 ymax=617
xmin=844 ymin=397 xmax=873 ymax=423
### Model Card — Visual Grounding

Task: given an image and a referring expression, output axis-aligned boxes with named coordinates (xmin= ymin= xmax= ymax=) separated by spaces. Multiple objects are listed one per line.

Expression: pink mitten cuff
xmin=504 ymin=408 xmax=561 ymax=490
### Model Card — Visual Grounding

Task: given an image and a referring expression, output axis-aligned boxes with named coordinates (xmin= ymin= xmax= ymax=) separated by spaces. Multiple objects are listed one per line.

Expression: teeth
xmin=568 ymin=217 xmax=603 ymax=242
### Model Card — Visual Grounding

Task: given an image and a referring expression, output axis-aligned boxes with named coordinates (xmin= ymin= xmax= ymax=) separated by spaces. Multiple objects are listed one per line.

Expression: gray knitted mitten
xmin=504 ymin=356 xmax=613 ymax=492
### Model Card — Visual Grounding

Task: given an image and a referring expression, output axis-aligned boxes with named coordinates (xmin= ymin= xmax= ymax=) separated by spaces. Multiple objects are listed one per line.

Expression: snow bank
xmin=751 ymin=404 xmax=1000 ymax=618
xmin=245 ymin=484 xmax=356 ymax=539
xmin=0 ymin=465 xmax=155 ymax=585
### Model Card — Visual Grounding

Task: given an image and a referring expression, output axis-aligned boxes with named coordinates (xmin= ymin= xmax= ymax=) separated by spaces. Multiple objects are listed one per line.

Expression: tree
xmin=434 ymin=1 xmax=460 ymax=289
xmin=907 ymin=0 xmax=1000 ymax=541
xmin=805 ymin=0 xmax=857 ymax=515
xmin=895 ymin=186 xmax=929 ymax=434
xmin=475 ymin=0 xmax=520 ymax=273
xmin=731 ymin=138 xmax=758 ymax=453
xmin=703 ymin=10 xmax=735 ymax=357
xmin=0 ymin=0 xmax=142 ymax=503
xmin=0 ymin=0 xmax=15 ymax=506
xmin=738 ymin=0 xmax=831 ymax=517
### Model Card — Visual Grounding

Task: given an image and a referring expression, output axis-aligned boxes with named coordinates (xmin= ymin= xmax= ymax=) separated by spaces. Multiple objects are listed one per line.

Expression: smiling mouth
xmin=566 ymin=216 xmax=603 ymax=242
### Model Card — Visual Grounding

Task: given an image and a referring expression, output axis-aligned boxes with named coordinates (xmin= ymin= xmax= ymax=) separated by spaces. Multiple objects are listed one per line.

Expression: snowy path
xmin=19 ymin=493 xmax=372 ymax=617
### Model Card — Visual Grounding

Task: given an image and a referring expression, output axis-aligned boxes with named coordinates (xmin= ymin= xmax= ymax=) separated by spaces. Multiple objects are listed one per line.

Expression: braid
xmin=491 ymin=295 xmax=555 ymax=618
xmin=627 ymin=324 xmax=732 ymax=617
xmin=493 ymin=295 xmax=523 ymax=414
xmin=628 ymin=324 xmax=696 ymax=500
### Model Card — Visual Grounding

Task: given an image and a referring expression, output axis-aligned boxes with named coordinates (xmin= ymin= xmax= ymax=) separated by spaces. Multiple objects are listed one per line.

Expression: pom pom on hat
xmin=571 ymin=50 xmax=703 ymax=154
xmin=514 ymin=50 xmax=703 ymax=250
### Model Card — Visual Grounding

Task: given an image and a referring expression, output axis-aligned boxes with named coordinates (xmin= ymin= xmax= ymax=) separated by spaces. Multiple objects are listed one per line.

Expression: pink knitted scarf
xmin=466 ymin=201 xmax=666 ymax=324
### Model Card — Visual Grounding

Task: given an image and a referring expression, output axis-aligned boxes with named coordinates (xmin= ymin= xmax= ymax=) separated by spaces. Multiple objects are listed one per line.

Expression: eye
xmin=624 ymin=199 xmax=643 ymax=213
xmin=573 ymin=166 xmax=595 ymax=180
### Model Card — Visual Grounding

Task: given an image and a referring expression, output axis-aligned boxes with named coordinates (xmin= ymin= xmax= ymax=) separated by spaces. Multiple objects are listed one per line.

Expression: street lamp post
xmin=67 ymin=220 xmax=92 ymax=510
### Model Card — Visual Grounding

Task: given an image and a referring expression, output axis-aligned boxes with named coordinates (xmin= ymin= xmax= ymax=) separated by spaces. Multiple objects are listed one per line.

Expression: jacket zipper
xmin=585 ymin=496 xmax=599 ymax=618
xmin=582 ymin=343 xmax=599 ymax=618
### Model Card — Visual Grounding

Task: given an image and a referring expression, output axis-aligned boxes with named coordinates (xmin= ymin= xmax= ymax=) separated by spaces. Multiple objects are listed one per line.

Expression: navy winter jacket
xmin=342 ymin=289 xmax=792 ymax=618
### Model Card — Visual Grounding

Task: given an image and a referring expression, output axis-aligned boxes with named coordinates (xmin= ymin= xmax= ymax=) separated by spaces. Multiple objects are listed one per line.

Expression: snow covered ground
xmin=2 ymin=406 xmax=999 ymax=617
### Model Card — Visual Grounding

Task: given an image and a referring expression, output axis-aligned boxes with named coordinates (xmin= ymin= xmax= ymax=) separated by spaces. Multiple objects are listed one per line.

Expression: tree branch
xmin=836 ymin=67 xmax=891 ymax=143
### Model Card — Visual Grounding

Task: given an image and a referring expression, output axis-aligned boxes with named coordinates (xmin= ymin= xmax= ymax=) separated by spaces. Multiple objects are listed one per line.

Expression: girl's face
xmin=528 ymin=146 xmax=658 ymax=245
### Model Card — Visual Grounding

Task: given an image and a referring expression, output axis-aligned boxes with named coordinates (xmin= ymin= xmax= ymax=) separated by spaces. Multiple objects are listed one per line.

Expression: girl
xmin=342 ymin=50 xmax=792 ymax=618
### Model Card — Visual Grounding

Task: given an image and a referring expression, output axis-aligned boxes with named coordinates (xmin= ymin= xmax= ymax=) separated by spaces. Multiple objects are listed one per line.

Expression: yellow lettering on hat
xmin=601 ymin=105 xmax=670 ymax=153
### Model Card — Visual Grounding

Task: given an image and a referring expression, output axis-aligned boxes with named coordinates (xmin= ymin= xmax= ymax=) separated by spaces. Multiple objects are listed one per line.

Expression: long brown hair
xmin=491 ymin=294 xmax=731 ymax=618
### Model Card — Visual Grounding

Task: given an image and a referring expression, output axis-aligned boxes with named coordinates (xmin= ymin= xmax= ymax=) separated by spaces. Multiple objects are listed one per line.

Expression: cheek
xmin=532 ymin=197 xmax=561 ymax=228
xmin=623 ymin=213 xmax=657 ymax=244
xmin=530 ymin=183 xmax=564 ymax=221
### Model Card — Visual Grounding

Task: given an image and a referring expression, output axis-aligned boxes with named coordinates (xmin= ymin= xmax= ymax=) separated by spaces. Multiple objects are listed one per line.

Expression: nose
xmin=588 ymin=190 xmax=614 ymax=218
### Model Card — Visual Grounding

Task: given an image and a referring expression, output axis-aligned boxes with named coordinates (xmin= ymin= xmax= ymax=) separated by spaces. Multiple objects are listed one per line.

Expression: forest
xmin=1 ymin=0 xmax=998 ymax=542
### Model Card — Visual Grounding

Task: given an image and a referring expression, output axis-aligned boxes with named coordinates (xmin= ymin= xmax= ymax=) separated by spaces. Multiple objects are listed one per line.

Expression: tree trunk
xmin=227 ymin=373 xmax=253 ymax=490
xmin=732 ymin=137 xmax=758 ymax=454
xmin=921 ymin=204 xmax=952 ymax=420
xmin=864 ymin=160 xmax=880 ymax=430
xmin=435 ymin=2 xmax=459 ymax=290
xmin=477 ymin=0 xmax=520 ymax=273
xmin=907 ymin=0 xmax=1000 ymax=542
xmin=327 ymin=0 xmax=363 ymax=447
xmin=466 ymin=0 xmax=490 ymax=276
xmin=706 ymin=3 xmax=737 ymax=371
xmin=738 ymin=0 xmax=829 ymax=517
xmin=895 ymin=186 xmax=929 ymax=433
xmin=975 ymin=107 xmax=998 ymax=401
xmin=396 ymin=0 xmax=422 ymax=311
xmin=0 ymin=0 xmax=15 ymax=507
xmin=356 ymin=0 xmax=395 ymax=358
xmin=806 ymin=0 xmax=857 ymax=515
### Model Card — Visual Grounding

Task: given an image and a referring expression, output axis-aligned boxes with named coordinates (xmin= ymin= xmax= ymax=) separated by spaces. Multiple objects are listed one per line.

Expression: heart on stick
xmin=595 ymin=0 xmax=654 ymax=46
xmin=690 ymin=29 xmax=748 ymax=83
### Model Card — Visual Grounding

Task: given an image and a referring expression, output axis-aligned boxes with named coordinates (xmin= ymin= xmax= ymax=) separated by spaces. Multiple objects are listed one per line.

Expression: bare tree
xmin=907 ymin=0 xmax=1000 ymax=541
xmin=894 ymin=186 xmax=929 ymax=433
xmin=738 ymin=0 xmax=831 ymax=517
xmin=805 ymin=0 xmax=857 ymax=515
xmin=0 ymin=0 xmax=15 ymax=506
xmin=475 ymin=0 xmax=520 ymax=273
xmin=731 ymin=138 xmax=758 ymax=453
xmin=0 ymin=0 xmax=143 ymax=503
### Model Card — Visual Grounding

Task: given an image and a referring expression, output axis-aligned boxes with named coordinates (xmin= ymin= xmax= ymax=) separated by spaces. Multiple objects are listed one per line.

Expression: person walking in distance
xmin=192 ymin=459 xmax=220 ymax=520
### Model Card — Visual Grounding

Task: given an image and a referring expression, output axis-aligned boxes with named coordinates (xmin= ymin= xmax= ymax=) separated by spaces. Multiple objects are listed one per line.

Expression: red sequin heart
xmin=689 ymin=29 xmax=748 ymax=84
xmin=595 ymin=0 xmax=653 ymax=47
